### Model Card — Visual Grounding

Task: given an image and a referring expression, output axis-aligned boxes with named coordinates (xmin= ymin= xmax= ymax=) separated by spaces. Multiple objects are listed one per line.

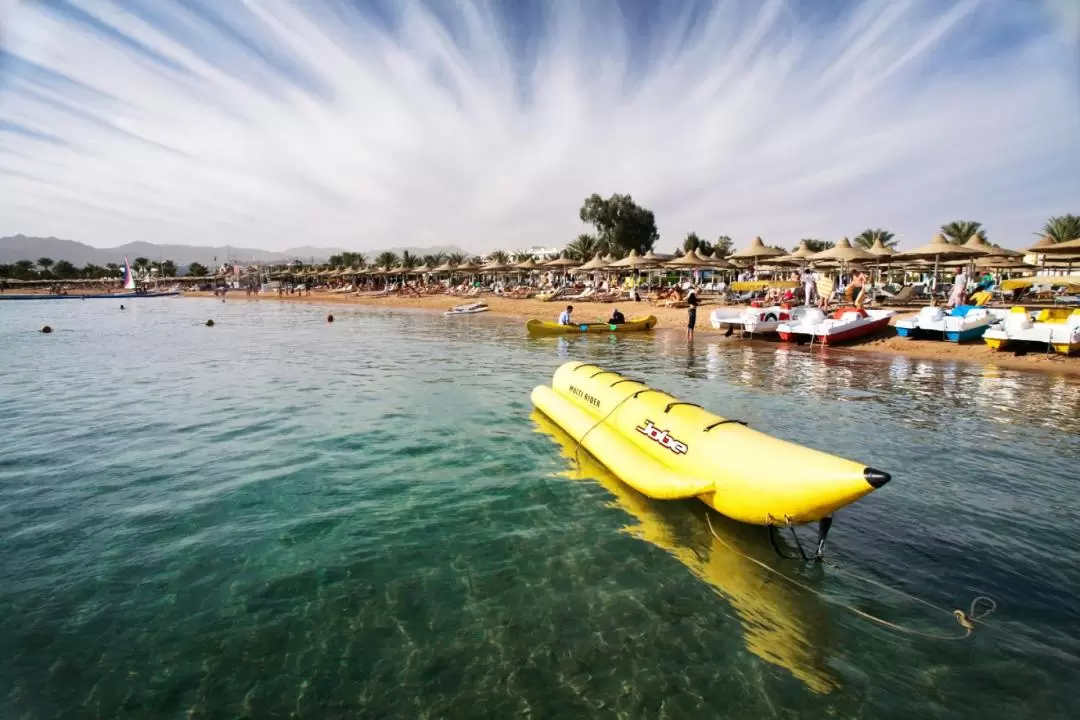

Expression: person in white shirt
xmin=802 ymin=269 xmax=817 ymax=307
xmin=947 ymin=269 xmax=968 ymax=308
xmin=558 ymin=305 xmax=573 ymax=325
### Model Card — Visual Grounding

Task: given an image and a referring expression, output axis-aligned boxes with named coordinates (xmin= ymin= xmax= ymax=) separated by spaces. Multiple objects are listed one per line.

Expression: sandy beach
xmin=183 ymin=290 xmax=1080 ymax=376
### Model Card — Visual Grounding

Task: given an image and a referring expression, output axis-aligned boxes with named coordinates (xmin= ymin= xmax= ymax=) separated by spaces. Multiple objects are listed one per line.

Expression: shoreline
xmin=183 ymin=291 xmax=1080 ymax=377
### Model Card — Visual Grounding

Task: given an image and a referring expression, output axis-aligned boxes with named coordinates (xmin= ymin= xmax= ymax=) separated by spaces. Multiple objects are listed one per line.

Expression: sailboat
xmin=0 ymin=256 xmax=179 ymax=300
xmin=122 ymin=256 xmax=137 ymax=291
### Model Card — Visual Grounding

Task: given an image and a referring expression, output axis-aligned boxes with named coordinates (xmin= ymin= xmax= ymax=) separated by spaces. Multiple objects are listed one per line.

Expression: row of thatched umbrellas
xmin=262 ymin=232 xmax=1078 ymax=280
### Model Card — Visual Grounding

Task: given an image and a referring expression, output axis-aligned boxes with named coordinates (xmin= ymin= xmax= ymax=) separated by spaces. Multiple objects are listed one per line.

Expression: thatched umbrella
xmin=865 ymin=239 xmax=896 ymax=258
xmin=431 ymin=261 xmax=456 ymax=274
xmin=665 ymin=249 xmax=714 ymax=268
xmin=577 ymin=255 xmax=609 ymax=271
xmin=410 ymin=264 xmax=430 ymax=274
xmin=480 ymin=259 xmax=511 ymax=272
xmin=456 ymin=261 xmax=483 ymax=273
xmin=729 ymin=236 xmax=785 ymax=260
xmin=1026 ymin=236 xmax=1080 ymax=255
xmin=608 ymin=249 xmax=659 ymax=269
xmin=708 ymin=251 xmax=736 ymax=269
xmin=893 ymin=233 xmax=982 ymax=293
xmin=809 ymin=237 xmax=877 ymax=263
xmin=513 ymin=257 xmax=539 ymax=270
xmin=544 ymin=254 xmax=580 ymax=269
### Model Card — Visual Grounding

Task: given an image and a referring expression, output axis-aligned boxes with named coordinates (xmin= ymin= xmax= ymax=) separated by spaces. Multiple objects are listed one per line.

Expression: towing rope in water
xmin=705 ymin=513 xmax=997 ymax=641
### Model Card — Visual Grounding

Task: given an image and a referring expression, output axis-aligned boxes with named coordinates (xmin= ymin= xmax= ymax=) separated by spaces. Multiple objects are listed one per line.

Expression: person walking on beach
xmin=686 ymin=289 xmax=699 ymax=340
xmin=848 ymin=270 xmax=868 ymax=308
xmin=558 ymin=305 xmax=573 ymax=325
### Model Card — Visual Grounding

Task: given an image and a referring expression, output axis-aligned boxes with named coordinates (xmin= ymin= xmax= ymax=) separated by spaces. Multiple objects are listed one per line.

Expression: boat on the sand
xmin=778 ymin=307 xmax=894 ymax=345
xmin=894 ymin=305 xmax=1006 ymax=343
xmin=526 ymin=315 xmax=657 ymax=336
xmin=531 ymin=361 xmax=889 ymax=545
xmin=710 ymin=304 xmax=809 ymax=336
xmin=444 ymin=302 xmax=489 ymax=316
xmin=983 ymin=307 xmax=1080 ymax=354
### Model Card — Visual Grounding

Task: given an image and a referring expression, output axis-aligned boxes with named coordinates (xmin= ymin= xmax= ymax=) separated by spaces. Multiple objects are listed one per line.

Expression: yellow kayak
xmin=532 ymin=409 xmax=839 ymax=694
xmin=526 ymin=316 xmax=657 ymax=336
xmin=531 ymin=362 xmax=889 ymax=529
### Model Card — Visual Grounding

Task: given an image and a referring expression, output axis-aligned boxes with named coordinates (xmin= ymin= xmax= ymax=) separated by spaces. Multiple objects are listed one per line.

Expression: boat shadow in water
xmin=531 ymin=409 xmax=840 ymax=694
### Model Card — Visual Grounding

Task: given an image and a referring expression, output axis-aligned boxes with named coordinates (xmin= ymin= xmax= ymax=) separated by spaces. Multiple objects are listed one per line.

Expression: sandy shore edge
xmin=183 ymin=291 xmax=1080 ymax=377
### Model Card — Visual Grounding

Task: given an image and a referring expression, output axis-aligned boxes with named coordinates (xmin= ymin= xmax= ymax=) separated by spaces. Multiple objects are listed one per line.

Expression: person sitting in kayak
xmin=558 ymin=305 xmax=574 ymax=325
xmin=608 ymin=309 xmax=625 ymax=325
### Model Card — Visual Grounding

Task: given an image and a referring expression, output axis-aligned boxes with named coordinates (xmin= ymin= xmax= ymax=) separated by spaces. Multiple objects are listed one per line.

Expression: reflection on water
xmin=532 ymin=410 xmax=840 ymax=694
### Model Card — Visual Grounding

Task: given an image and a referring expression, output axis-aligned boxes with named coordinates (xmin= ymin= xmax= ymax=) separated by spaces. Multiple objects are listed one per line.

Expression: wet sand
xmin=184 ymin=291 xmax=1080 ymax=376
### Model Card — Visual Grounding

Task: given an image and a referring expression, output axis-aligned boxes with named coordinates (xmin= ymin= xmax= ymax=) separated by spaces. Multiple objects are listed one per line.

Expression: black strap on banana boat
xmin=705 ymin=513 xmax=998 ymax=641
xmin=572 ymin=378 xmax=651 ymax=469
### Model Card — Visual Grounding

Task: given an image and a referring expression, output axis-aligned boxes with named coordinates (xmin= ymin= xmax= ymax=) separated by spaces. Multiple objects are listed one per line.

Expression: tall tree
xmin=133 ymin=257 xmax=150 ymax=272
xmin=1038 ymin=214 xmax=1080 ymax=243
xmin=488 ymin=250 xmax=510 ymax=265
xmin=14 ymin=260 xmax=36 ymax=279
xmin=105 ymin=262 xmax=120 ymax=277
xmin=37 ymin=257 xmax=54 ymax=275
xmin=53 ymin=260 xmax=78 ymax=278
xmin=511 ymin=250 xmax=533 ymax=263
xmin=579 ymin=193 xmax=659 ymax=255
xmin=447 ymin=252 xmax=466 ymax=266
xmin=400 ymin=251 xmax=419 ymax=269
xmin=713 ymin=235 xmax=734 ymax=257
xmin=853 ymin=229 xmax=897 ymax=249
xmin=801 ymin=238 xmax=835 ymax=252
xmin=186 ymin=262 xmax=209 ymax=276
xmin=0 ymin=264 xmax=13 ymax=278
xmin=160 ymin=260 xmax=178 ymax=277
xmin=682 ymin=232 xmax=703 ymax=252
xmin=940 ymin=221 xmax=986 ymax=245
xmin=374 ymin=251 xmax=399 ymax=269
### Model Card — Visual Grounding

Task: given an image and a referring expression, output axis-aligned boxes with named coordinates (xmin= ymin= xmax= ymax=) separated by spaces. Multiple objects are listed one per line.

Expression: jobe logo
xmin=635 ymin=420 xmax=689 ymax=455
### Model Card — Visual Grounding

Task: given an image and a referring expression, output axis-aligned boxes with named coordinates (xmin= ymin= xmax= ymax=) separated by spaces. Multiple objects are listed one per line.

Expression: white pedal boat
xmin=983 ymin=307 xmax=1080 ymax=355
xmin=778 ymin=307 xmax=894 ymax=345
xmin=444 ymin=302 xmax=489 ymax=316
xmin=894 ymin=305 xmax=1007 ymax=343
xmin=710 ymin=305 xmax=808 ymax=335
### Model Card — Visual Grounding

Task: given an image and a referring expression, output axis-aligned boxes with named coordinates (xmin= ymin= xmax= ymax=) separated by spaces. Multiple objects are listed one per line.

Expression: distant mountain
xmin=0 ymin=235 xmax=469 ymax=266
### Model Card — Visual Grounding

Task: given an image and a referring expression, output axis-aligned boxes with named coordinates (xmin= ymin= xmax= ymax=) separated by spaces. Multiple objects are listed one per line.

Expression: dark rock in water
xmin=327 ymin=314 xmax=334 ymax=323
xmin=120 ymin=305 xmax=125 ymax=310
xmin=205 ymin=319 xmax=215 ymax=327
xmin=40 ymin=325 xmax=52 ymax=334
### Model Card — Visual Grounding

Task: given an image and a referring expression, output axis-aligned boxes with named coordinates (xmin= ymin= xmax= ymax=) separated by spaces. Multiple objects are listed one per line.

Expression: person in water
xmin=686 ymin=289 xmax=699 ymax=340
xmin=608 ymin=308 xmax=625 ymax=325
xmin=558 ymin=305 xmax=573 ymax=325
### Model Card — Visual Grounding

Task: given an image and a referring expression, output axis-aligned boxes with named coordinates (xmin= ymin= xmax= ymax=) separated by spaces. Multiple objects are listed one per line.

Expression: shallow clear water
xmin=1 ymin=298 xmax=1078 ymax=719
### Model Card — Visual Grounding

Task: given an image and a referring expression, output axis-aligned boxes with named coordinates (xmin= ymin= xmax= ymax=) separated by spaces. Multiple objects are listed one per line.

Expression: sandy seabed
xmin=184 ymin=291 xmax=1080 ymax=377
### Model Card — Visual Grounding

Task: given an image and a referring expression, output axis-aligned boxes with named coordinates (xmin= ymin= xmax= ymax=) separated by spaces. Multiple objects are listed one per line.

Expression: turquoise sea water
xmin=1 ymin=298 xmax=1079 ymax=719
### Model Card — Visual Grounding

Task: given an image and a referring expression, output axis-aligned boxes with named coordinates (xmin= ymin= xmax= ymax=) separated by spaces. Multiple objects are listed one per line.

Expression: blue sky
xmin=0 ymin=0 xmax=1077 ymax=253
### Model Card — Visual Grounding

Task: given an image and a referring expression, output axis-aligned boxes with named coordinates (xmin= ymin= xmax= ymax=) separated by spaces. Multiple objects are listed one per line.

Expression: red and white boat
xmin=777 ymin=307 xmax=894 ymax=345
xmin=710 ymin=304 xmax=809 ymax=336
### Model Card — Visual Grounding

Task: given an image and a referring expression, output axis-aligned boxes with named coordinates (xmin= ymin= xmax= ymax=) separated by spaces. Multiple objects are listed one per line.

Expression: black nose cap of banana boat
xmin=863 ymin=467 xmax=891 ymax=488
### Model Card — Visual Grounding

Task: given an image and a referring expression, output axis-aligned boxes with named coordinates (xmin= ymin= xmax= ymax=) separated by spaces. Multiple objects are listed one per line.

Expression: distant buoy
xmin=206 ymin=319 xmax=215 ymax=327
xmin=327 ymin=314 xmax=334 ymax=323
xmin=120 ymin=304 xmax=125 ymax=310
xmin=40 ymin=325 xmax=52 ymax=334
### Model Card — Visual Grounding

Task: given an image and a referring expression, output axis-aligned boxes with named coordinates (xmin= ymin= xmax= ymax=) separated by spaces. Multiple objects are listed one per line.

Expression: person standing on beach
xmin=947 ymin=268 xmax=968 ymax=308
xmin=686 ymin=289 xmax=699 ymax=340
xmin=802 ymin=268 xmax=817 ymax=306
xmin=558 ymin=305 xmax=573 ymax=325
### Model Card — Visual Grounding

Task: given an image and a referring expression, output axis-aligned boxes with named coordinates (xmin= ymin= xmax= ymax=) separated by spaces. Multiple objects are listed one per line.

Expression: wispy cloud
xmin=0 ymin=0 xmax=1077 ymax=253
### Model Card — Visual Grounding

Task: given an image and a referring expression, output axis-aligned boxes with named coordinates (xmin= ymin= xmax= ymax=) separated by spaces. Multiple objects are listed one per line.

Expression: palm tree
xmin=488 ymin=250 xmax=510 ymax=265
xmin=940 ymin=221 xmax=986 ymax=245
xmin=374 ymin=251 xmax=398 ymax=269
xmin=566 ymin=233 xmax=601 ymax=260
xmin=400 ymin=250 xmax=419 ymax=269
xmin=105 ymin=262 xmax=120 ymax=277
xmin=1038 ymin=214 xmax=1080 ymax=243
xmin=447 ymin=252 xmax=466 ymax=266
xmin=37 ymin=257 xmax=54 ymax=275
xmin=133 ymin=257 xmax=150 ymax=272
xmin=511 ymin=250 xmax=533 ymax=263
xmin=853 ymin=229 xmax=897 ymax=249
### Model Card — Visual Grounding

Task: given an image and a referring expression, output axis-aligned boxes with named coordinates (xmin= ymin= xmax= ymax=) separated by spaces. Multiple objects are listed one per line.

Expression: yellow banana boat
xmin=532 ymin=410 xmax=839 ymax=694
xmin=526 ymin=316 xmax=657 ymax=336
xmin=531 ymin=362 xmax=889 ymax=534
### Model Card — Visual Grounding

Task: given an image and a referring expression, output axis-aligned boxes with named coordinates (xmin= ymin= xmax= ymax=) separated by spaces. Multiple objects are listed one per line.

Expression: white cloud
xmin=0 ymin=0 xmax=1077 ymax=253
